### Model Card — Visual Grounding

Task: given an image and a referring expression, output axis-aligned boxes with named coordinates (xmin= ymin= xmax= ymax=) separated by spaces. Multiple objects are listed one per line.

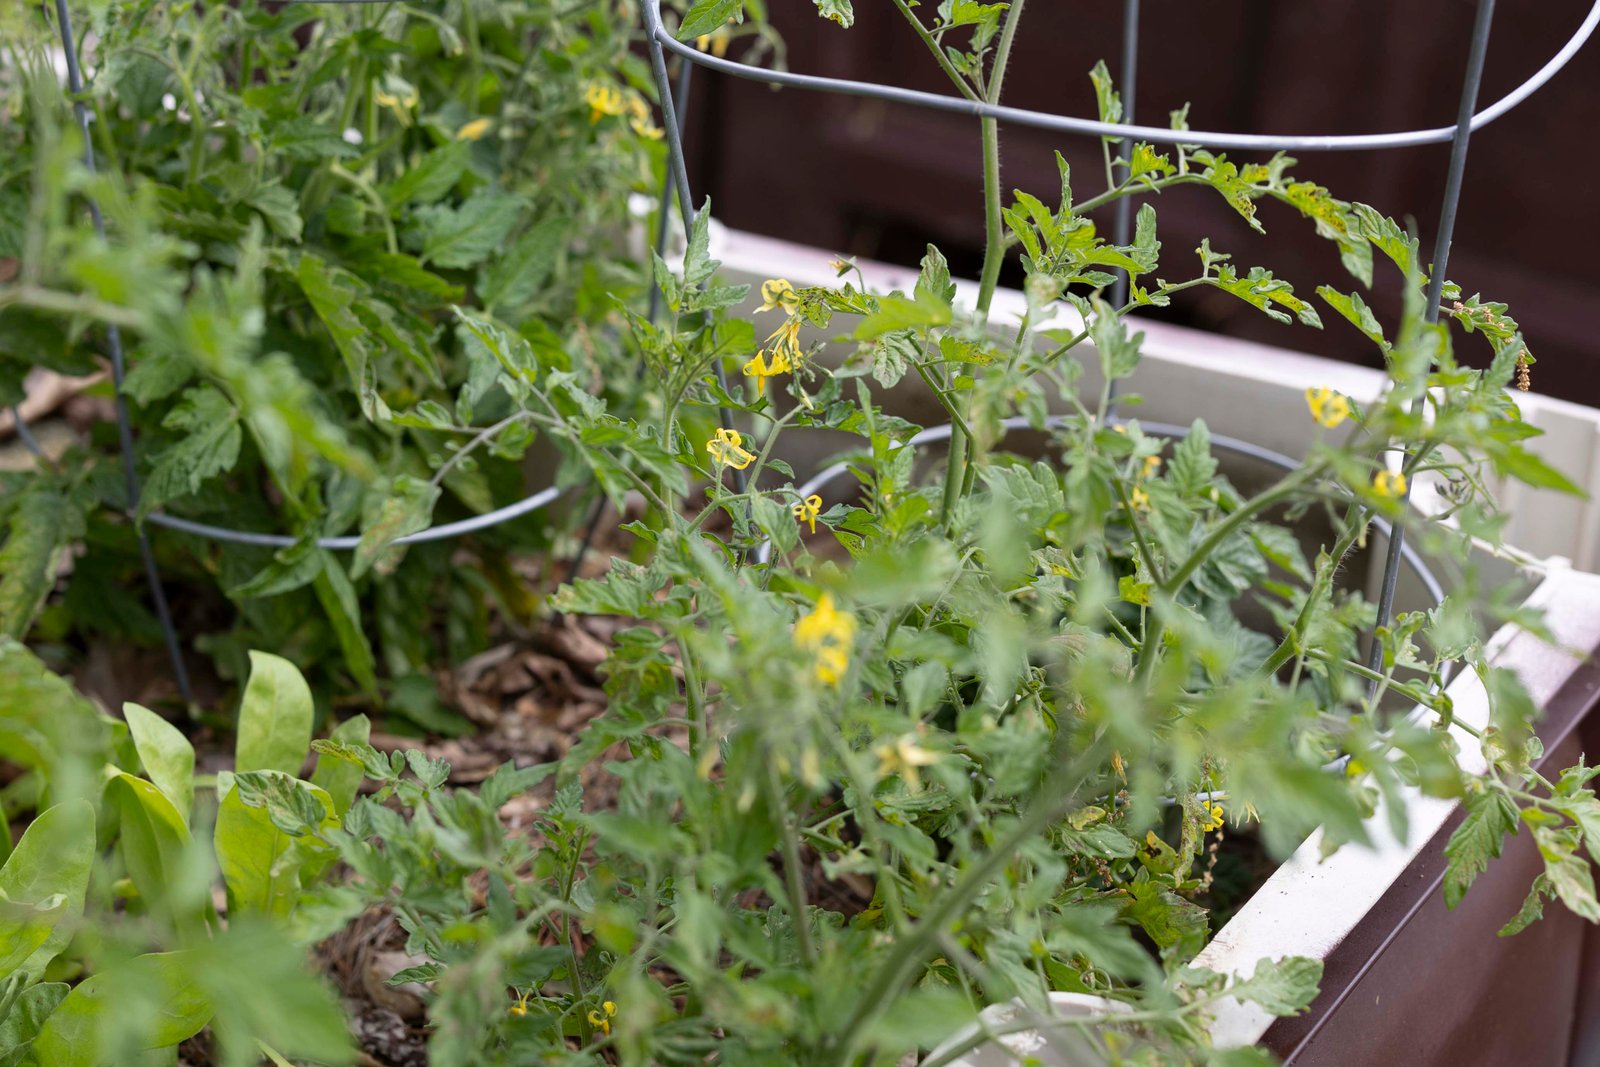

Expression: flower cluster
xmin=583 ymin=82 xmax=662 ymax=140
xmin=1305 ymin=386 xmax=1351 ymax=428
xmin=793 ymin=593 xmax=856 ymax=686
xmin=706 ymin=427 xmax=755 ymax=471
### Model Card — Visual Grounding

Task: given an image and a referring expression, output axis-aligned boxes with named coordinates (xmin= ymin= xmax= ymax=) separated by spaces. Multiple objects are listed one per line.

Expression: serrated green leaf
xmin=479 ymin=215 xmax=568 ymax=310
xmin=383 ymin=140 xmax=470 ymax=207
xmin=1443 ymin=788 xmax=1519 ymax=909
xmin=418 ymin=189 xmax=524 ymax=270
xmin=1226 ymin=956 xmax=1323 ymax=1016
xmin=138 ymin=386 xmax=242 ymax=519
xmin=352 ymin=476 xmax=440 ymax=580
xmin=0 ymin=484 xmax=84 ymax=640
xmin=677 ymin=0 xmax=745 ymax=40
xmin=312 ymin=551 xmax=379 ymax=698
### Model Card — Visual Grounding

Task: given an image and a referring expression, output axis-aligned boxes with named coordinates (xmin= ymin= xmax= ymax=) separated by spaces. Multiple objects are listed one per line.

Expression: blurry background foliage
xmin=0 ymin=0 xmax=670 ymax=718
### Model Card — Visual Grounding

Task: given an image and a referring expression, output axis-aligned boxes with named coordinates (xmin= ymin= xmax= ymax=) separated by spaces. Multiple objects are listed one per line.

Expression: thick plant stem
xmin=941 ymin=112 xmax=1006 ymax=524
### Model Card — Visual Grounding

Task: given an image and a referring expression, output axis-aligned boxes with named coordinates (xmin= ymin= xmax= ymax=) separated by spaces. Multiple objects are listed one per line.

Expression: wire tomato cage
xmin=19 ymin=0 xmax=1600 ymax=733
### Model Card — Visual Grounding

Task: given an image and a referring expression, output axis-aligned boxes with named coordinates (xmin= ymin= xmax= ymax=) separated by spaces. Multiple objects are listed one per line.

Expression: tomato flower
xmin=756 ymin=278 xmax=800 ymax=314
xmin=706 ymin=428 xmax=755 ymax=471
xmin=455 ymin=117 xmax=492 ymax=141
xmin=794 ymin=592 xmax=856 ymax=686
xmin=742 ymin=347 xmax=792 ymax=394
xmin=1200 ymin=801 xmax=1226 ymax=832
xmin=1372 ymin=469 xmax=1407 ymax=498
xmin=586 ymin=1000 xmax=617 ymax=1036
xmin=874 ymin=734 xmax=939 ymax=792
xmin=1305 ymin=386 xmax=1351 ymax=429
xmin=793 ymin=494 xmax=823 ymax=534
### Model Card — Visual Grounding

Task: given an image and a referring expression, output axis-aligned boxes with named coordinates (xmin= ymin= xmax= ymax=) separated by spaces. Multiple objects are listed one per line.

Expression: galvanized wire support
xmin=643 ymin=28 xmax=748 ymax=495
xmin=1364 ymin=0 xmax=1498 ymax=680
xmin=641 ymin=0 xmax=1596 ymax=698
xmin=47 ymin=0 xmax=193 ymax=705
xmin=1105 ymin=0 xmax=1139 ymax=411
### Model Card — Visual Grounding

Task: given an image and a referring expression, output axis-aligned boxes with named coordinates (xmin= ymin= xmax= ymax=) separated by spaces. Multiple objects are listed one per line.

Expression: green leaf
xmin=479 ymin=215 xmax=568 ymax=310
xmin=312 ymin=552 xmax=379 ymax=698
xmin=235 ymin=651 xmax=314 ymax=776
xmin=215 ymin=775 xmax=336 ymax=916
xmin=1536 ymin=827 xmax=1600 ymax=922
xmin=228 ymin=538 xmax=325 ymax=599
xmin=1317 ymin=286 xmax=1388 ymax=349
xmin=1088 ymin=296 xmax=1141 ymax=381
xmin=382 ymin=140 xmax=470 ymax=207
xmin=418 ymin=189 xmax=525 ymax=270
xmin=1088 ymin=60 xmax=1122 ymax=125
xmin=854 ymin=292 xmax=952 ymax=340
xmin=677 ymin=0 xmax=745 ymax=38
xmin=813 ymin=0 xmax=854 ymax=26
xmin=138 ymin=386 xmax=242 ymax=520
xmin=0 ymin=484 xmax=85 ymax=640
xmin=122 ymin=703 xmax=195 ymax=823
xmin=1492 ymin=444 xmax=1584 ymax=496
xmin=1226 ymin=956 xmax=1323 ymax=1016
xmin=310 ymin=714 xmax=370 ymax=817
xmin=1443 ymin=788 xmax=1519 ymax=908
xmin=107 ymin=772 xmax=202 ymax=937
xmin=0 ymin=981 xmax=68 ymax=1065
xmin=31 ymin=952 xmax=211 ymax=1066
xmin=0 ymin=799 xmax=94 ymax=980
xmin=352 ymin=476 xmax=440 ymax=580
xmin=1168 ymin=419 xmax=1217 ymax=494
xmin=295 ymin=254 xmax=386 ymax=421
xmin=1498 ymin=873 xmax=1554 ymax=936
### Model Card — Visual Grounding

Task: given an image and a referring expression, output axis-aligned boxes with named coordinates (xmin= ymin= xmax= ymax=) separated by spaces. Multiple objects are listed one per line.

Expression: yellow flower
xmin=794 ymin=592 xmax=856 ymax=686
xmin=586 ymin=1000 xmax=617 ymax=1036
xmin=1200 ymin=801 xmax=1225 ymax=832
xmin=793 ymin=493 xmax=822 ymax=534
xmin=1305 ymin=386 xmax=1351 ymax=429
xmin=624 ymin=96 xmax=664 ymax=140
xmin=1129 ymin=486 xmax=1149 ymax=510
xmin=374 ymin=80 xmax=419 ymax=126
xmin=874 ymin=734 xmax=939 ymax=792
xmin=508 ymin=988 xmax=532 ymax=1017
xmin=1142 ymin=455 xmax=1161 ymax=479
xmin=765 ymin=317 xmax=803 ymax=364
xmin=742 ymin=347 xmax=791 ymax=394
xmin=706 ymin=427 xmax=755 ymax=471
xmin=695 ymin=30 xmax=733 ymax=57
xmin=1110 ymin=750 xmax=1126 ymax=782
xmin=757 ymin=278 xmax=800 ymax=314
xmin=1372 ymin=469 xmax=1407 ymax=498
xmin=455 ymin=117 xmax=492 ymax=141
xmin=584 ymin=83 xmax=628 ymax=123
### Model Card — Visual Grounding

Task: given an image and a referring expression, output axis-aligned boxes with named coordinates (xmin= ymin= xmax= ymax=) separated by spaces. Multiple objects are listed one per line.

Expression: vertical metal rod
xmin=1105 ymin=0 xmax=1139 ymax=411
xmin=9 ymin=407 xmax=45 ymax=458
xmin=1365 ymin=0 xmax=1495 ymax=680
xmin=645 ymin=30 xmax=748 ymax=494
xmin=566 ymin=60 xmax=698 ymax=590
xmin=51 ymin=0 xmax=193 ymax=705
xmin=1108 ymin=0 xmax=1140 ymax=309
xmin=647 ymin=59 xmax=694 ymax=325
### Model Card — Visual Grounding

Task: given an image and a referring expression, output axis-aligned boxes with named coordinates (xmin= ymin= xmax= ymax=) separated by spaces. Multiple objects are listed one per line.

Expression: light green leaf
xmin=1225 ymin=956 xmax=1323 ymax=1016
xmin=235 ymin=651 xmax=314 ymax=776
xmin=1168 ymin=419 xmax=1217 ymax=494
xmin=1498 ymin=873 xmax=1554 ymax=937
xmin=854 ymin=291 xmax=951 ymax=340
xmin=1317 ymin=286 xmax=1388 ymax=349
xmin=813 ymin=0 xmax=854 ymax=27
xmin=1443 ymin=788 xmax=1518 ymax=908
xmin=214 ymin=776 xmax=336 ymax=916
xmin=677 ymin=0 xmax=744 ymax=38
xmin=122 ymin=704 xmax=194 ymax=823
xmin=31 ymin=952 xmax=211 ymax=1066
xmin=107 ymin=772 xmax=204 ymax=938
xmin=0 ymin=980 xmax=68 ymax=1065
xmin=0 ymin=799 xmax=94 ymax=980
xmin=310 ymin=714 xmax=370 ymax=817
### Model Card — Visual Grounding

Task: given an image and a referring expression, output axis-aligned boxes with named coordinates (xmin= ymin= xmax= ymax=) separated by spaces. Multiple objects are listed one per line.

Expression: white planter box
xmin=706 ymin=223 xmax=1600 ymax=1060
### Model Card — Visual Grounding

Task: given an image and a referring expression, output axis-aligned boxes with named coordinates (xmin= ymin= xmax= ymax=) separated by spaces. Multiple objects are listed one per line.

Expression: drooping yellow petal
xmin=706 ymin=427 xmax=755 ymax=470
xmin=757 ymin=278 xmax=799 ymax=314
xmin=793 ymin=493 xmax=822 ymax=534
xmin=455 ymin=117 xmax=492 ymax=141
xmin=1372 ymin=469 xmax=1407 ymax=498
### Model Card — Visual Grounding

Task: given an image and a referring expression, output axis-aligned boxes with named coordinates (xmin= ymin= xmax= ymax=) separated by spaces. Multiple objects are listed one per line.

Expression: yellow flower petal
xmin=1372 ymin=469 xmax=1407 ymax=498
xmin=1305 ymin=386 xmax=1351 ymax=429
xmin=706 ymin=427 xmax=755 ymax=470
xmin=455 ymin=117 xmax=492 ymax=141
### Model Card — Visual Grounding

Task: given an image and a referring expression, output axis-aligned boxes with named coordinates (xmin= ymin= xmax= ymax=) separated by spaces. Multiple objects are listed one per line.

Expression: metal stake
xmin=50 ymin=0 xmax=193 ymax=705
xmin=1365 ymin=0 xmax=1497 ymax=680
